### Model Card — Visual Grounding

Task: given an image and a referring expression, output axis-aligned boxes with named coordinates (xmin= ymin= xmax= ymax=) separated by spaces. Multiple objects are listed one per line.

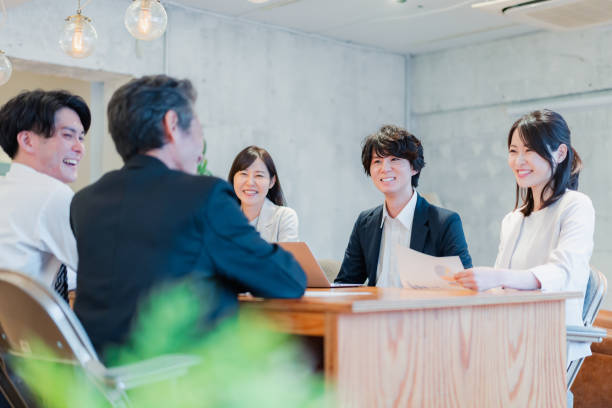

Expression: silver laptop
xmin=278 ymin=242 xmax=361 ymax=288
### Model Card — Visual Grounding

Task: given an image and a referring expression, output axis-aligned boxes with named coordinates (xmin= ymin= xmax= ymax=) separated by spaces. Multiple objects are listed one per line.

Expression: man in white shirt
xmin=335 ymin=125 xmax=472 ymax=287
xmin=0 ymin=90 xmax=91 ymax=298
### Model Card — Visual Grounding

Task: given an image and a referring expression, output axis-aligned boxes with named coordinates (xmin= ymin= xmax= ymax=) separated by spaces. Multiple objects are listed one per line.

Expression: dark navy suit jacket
xmin=335 ymin=194 xmax=472 ymax=285
xmin=71 ymin=155 xmax=306 ymax=356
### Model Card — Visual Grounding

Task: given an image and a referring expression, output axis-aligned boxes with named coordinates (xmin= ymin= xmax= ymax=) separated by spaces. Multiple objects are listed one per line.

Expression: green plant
xmin=197 ymin=139 xmax=212 ymax=176
xmin=16 ymin=282 xmax=332 ymax=407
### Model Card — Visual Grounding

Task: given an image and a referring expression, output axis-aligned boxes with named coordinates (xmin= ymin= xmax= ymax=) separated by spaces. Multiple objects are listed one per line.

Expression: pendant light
xmin=0 ymin=50 xmax=12 ymax=86
xmin=59 ymin=0 xmax=98 ymax=58
xmin=124 ymin=0 xmax=167 ymax=41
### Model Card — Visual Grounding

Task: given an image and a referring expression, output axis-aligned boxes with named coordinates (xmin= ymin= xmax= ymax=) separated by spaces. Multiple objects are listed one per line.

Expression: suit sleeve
xmin=438 ymin=212 xmax=473 ymax=269
xmin=529 ymin=195 xmax=594 ymax=292
xmin=277 ymin=207 xmax=299 ymax=242
xmin=335 ymin=214 xmax=368 ymax=284
xmin=202 ymin=181 xmax=306 ymax=298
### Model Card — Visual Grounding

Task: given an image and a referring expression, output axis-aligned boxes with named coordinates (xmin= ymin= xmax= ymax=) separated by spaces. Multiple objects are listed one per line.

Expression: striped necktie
xmin=53 ymin=264 xmax=69 ymax=302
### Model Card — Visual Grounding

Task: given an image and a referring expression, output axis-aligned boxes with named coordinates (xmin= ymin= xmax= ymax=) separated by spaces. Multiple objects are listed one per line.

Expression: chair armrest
xmin=567 ymin=325 xmax=607 ymax=343
xmin=104 ymin=354 xmax=201 ymax=390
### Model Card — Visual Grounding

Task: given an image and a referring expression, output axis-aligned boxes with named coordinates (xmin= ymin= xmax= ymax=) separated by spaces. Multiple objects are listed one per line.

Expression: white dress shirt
xmin=494 ymin=190 xmax=595 ymax=362
xmin=376 ymin=191 xmax=419 ymax=287
xmin=0 ymin=163 xmax=77 ymax=289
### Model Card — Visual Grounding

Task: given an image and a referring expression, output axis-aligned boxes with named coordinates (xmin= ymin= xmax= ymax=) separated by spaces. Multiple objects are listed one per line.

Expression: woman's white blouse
xmin=494 ymin=190 xmax=595 ymax=362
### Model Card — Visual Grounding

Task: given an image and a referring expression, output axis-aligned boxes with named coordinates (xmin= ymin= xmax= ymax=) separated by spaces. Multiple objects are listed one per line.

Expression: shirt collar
xmin=6 ymin=162 xmax=54 ymax=182
xmin=380 ymin=190 xmax=418 ymax=229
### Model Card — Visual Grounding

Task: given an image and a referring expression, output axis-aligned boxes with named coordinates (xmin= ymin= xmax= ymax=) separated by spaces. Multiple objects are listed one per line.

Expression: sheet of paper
xmin=303 ymin=291 xmax=370 ymax=297
xmin=395 ymin=244 xmax=464 ymax=289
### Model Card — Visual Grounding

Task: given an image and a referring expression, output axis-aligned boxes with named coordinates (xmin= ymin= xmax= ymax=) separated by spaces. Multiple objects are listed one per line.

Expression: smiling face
xmin=508 ymin=128 xmax=553 ymax=195
xmin=369 ymin=152 xmax=417 ymax=199
xmin=32 ymin=107 xmax=85 ymax=183
xmin=233 ymin=157 xmax=276 ymax=209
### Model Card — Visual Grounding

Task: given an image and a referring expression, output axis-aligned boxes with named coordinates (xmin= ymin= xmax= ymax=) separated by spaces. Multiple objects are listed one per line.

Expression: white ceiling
xmin=165 ymin=0 xmax=541 ymax=54
xmin=2 ymin=0 xmax=542 ymax=55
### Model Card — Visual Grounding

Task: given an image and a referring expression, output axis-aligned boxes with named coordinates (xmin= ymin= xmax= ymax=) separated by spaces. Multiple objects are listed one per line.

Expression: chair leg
xmin=0 ymin=357 xmax=28 ymax=408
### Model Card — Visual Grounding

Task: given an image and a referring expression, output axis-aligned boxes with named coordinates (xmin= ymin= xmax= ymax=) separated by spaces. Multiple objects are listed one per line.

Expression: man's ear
xmin=16 ymin=131 xmax=37 ymax=154
xmin=162 ymin=110 xmax=180 ymax=143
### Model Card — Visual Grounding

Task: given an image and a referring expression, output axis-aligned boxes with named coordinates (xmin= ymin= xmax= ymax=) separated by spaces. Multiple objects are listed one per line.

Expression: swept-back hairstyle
xmin=0 ymin=90 xmax=91 ymax=158
xmin=107 ymin=75 xmax=196 ymax=162
xmin=361 ymin=125 xmax=425 ymax=187
xmin=508 ymin=109 xmax=582 ymax=216
xmin=228 ymin=145 xmax=286 ymax=206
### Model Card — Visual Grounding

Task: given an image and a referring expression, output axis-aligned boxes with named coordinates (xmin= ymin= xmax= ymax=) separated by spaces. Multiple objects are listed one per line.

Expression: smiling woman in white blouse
xmin=228 ymin=145 xmax=299 ymax=243
xmin=454 ymin=109 xmax=595 ymax=364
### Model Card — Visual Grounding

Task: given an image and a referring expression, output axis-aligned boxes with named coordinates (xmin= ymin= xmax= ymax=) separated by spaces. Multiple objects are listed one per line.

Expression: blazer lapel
xmin=496 ymin=213 xmax=523 ymax=269
xmin=364 ymin=206 xmax=383 ymax=285
xmin=410 ymin=195 xmax=429 ymax=252
xmin=258 ymin=199 xmax=276 ymax=241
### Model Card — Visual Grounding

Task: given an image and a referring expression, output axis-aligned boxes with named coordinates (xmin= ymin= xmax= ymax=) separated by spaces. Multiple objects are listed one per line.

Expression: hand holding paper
xmin=395 ymin=244 xmax=463 ymax=289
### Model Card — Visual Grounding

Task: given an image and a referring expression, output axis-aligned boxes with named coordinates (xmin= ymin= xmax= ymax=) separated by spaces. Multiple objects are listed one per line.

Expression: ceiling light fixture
xmin=248 ymin=0 xmax=271 ymax=3
xmin=125 ymin=0 xmax=168 ymax=41
xmin=0 ymin=50 xmax=12 ymax=86
xmin=59 ymin=0 xmax=98 ymax=59
xmin=0 ymin=0 xmax=11 ymax=85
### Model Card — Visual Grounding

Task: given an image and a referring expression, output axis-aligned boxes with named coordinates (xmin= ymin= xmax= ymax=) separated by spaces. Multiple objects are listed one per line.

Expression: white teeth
xmin=381 ymin=177 xmax=395 ymax=182
xmin=63 ymin=159 xmax=78 ymax=166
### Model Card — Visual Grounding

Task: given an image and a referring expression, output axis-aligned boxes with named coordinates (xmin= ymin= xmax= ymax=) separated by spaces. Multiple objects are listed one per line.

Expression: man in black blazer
xmin=70 ymin=75 xmax=306 ymax=356
xmin=335 ymin=125 xmax=472 ymax=286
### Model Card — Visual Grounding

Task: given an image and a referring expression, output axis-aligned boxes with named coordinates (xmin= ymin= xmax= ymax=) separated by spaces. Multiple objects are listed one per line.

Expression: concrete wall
xmin=411 ymin=27 xmax=612 ymax=308
xmin=1 ymin=0 xmax=406 ymax=261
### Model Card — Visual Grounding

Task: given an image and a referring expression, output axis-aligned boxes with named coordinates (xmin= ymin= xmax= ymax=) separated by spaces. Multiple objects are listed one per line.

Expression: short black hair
xmin=107 ymin=75 xmax=197 ymax=162
xmin=0 ymin=90 xmax=91 ymax=158
xmin=361 ymin=125 xmax=425 ymax=187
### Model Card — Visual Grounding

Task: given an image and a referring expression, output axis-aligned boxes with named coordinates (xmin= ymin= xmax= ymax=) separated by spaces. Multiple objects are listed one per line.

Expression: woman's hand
xmin=454 ymin=267 xmax=504 ymax=291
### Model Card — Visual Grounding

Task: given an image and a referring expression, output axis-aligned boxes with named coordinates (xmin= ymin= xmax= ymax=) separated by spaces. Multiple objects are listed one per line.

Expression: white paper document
xmin=395 ymin=244 xmax=464 ymax=289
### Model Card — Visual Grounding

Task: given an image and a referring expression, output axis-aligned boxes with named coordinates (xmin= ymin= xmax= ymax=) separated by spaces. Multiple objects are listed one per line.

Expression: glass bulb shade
xmin=59 ymin=14 xmax=98 ymax=59
xmin=124 ymin=0 xmax=168 ymax=41
xmin=0 ymin=52 xmax=13 ymax=86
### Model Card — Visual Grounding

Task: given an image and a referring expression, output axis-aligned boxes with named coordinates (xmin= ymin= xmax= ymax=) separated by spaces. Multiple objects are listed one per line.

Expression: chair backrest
xmin=0 ymin=269 xmax=100 ymax=368
xmin=567 ymin=267 xmax=608 ymax=389
xmin=317 ymin=259 xmax=342 ymax=282
xmin=582 ymin=267 xmax=607 ymax=327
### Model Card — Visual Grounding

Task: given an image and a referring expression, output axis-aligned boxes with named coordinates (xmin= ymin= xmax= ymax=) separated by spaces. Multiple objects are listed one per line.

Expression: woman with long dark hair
xmin=455 ymin=110 xmax=595 ymax=364
xmin=228 ymin=145 xmax=298 ymax=242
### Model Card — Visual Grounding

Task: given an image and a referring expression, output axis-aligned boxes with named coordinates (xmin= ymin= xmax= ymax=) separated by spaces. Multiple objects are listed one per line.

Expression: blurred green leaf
xmin=14 ymin=281 xmax=332 ymax=407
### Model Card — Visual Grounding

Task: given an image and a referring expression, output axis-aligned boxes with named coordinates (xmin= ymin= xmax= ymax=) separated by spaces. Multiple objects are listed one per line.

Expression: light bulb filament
xmin=72 ymin=25 xmax=84 ymax=53
xmin=138 ymin=6 xmax=152 ymax=34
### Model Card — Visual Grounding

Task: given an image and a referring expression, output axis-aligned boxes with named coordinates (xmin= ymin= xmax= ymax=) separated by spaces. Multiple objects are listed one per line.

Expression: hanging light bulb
xmin=59 ymin=2 xmax=97 ymax=59
xmin=124 ymin=0 xmax=167 ymax=41
xmin=0 ymin=51 xmax=12 ymax=86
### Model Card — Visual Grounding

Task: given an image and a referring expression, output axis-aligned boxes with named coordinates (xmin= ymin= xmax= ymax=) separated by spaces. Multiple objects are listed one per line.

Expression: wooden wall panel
xmin=329 ymin=302 xmax=566 ymax=407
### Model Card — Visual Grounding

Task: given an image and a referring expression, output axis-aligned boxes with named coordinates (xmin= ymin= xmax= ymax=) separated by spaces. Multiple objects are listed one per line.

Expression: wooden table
xmin=241 ymin=287 xmax=580 ymax=407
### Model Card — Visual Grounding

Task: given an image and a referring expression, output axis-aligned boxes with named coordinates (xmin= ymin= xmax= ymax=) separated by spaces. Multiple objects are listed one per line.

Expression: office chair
xmin=0 ymin=269 xmax=200 ymax=408
xmin=317 ymin=259 xmax=342 ymax=282
xmin=566 ymin=267 xmax=608 ymax=389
